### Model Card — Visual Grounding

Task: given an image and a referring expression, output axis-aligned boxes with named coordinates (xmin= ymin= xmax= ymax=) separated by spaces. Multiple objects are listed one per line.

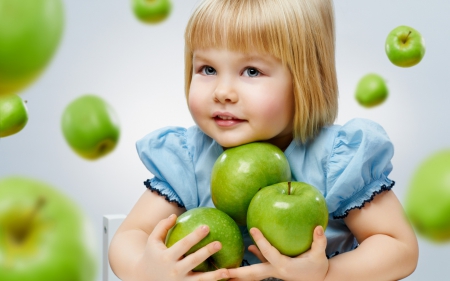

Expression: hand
xmin=228 ymin=226 xmax=329 ymax=281
xmin=133 ymin=214 xmax=230 ymax=281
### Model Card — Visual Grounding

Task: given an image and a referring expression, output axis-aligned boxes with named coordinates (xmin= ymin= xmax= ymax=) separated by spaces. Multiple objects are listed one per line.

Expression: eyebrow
xmin=193 ymin=52 xmax=276 ymax=66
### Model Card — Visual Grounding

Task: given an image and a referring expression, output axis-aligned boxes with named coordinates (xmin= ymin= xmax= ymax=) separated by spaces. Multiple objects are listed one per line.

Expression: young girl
xmin=109 ymin=0 xmax=418 ymax=280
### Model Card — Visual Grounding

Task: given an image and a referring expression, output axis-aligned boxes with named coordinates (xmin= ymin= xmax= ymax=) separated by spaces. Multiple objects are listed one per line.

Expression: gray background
xmin=1 ymin=0 xmax=449 ymax=280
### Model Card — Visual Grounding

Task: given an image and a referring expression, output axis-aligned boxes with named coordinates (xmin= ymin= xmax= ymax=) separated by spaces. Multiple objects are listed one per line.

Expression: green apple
xmin=0 ymin=176 xmax=98 ymax=281
xmin=0 ymin=94 xmax=28 ymax=137
xmin=132 ymin=0 xmax=172 ymax=24
xmin=166 ymin=207 xmax=244 ymax=273
xmin=211 ymin=142 xmax=291 ymax=225
xmin=61 ymin=94 xmax=120 ymax=160
xmin=385 ymin=25 xmax=425 ymax=68
xmin=247 ymin=181 xmax=328 ymax=256
xmin=405 ymin=150 xmax=450 ymax=242
xmin=0 ymin=0 xmax=64 ymax=96
xmin=355 ymin=73 xmax=389 ymax=108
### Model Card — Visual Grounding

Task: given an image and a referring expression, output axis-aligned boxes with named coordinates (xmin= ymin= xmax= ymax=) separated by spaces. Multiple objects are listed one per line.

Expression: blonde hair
xmin=184 ymin=0 xmax=338 ymax=143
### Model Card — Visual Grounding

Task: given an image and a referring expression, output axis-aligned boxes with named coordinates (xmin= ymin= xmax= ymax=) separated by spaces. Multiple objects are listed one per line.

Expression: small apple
xmin=355 ymin=73 xmax=389 ymax=108
xmin=0 ymin=0 xmax=64 ymax=96
xmin=0 ymin=176 xmax=98 ymax=281
xmin=211 ymin=142 xmax=291 ymax=225
xmin=405 ymin=150 xmax=450 ymax=242
xmin=131 ymin=0 xmax=172 ymax=24
xmin=247 ymin=181 xmax=328 ymax=256
xmin=385 ymin=25 xmax=425 ymax=68
xmin=61 ymin=94 xmax=120 ymax=160
xmin=0 ymin=94 xmax=28 ymax=137
xmin=165 ymin=207 xmax=244 ymax=273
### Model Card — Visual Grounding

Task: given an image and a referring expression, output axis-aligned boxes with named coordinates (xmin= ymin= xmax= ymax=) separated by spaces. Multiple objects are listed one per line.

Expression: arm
xmin=108 ymin=189 xmax=230 ymax=281
xmin=325 ymin=190 xmax=418 ymax=281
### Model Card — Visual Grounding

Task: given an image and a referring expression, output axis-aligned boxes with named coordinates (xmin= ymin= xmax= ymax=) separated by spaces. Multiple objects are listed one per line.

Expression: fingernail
xmin=214 ymin=242 xmax=222 ymax=250
xmin=201 ymin=225 xmax=209 ymax=232
xmin=317 ymin=226 xmax=324 ymax=236
xmin=250 ymin=228 xmax=257 ymax=235
xmin=168 ymin=214 xmax=175 ymax=219
xmin=221 ymin=272 xmax=229 ymax=278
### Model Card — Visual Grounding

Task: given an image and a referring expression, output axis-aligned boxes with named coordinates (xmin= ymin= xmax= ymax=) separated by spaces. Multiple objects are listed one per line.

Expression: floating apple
xmin=165 ymin=207 xmax=244 ymax=274
xmin=211 ymin=142 xmax=291 ymax=225
xmin=247 ymin=181 xmax=328 ymax=256
xmin=405 ymin=150 xmax=450 ymax=242
xmin=355 ymin=73 xmax=389 ymax=108
xmin=0 ymin=94 xmax=28 ymax=137
xmin=0 ymin=0 xmax=64 ymax=96
xmin=132 ymin=0 xmax=172 ymax=24
xmin=0 ymin=176 xmax=98 ymax=281
xmin=61 ymin=94 xmax=120 ymax=160
xmin=385 ymin=25 xmax=425 ymax=68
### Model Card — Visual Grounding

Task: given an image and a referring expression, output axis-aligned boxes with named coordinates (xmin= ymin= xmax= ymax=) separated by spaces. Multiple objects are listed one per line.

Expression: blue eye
xmin=202 ymin=66 xmax=216 ymax=75
xmin=244 ymin=68 xmax=260 ymax=77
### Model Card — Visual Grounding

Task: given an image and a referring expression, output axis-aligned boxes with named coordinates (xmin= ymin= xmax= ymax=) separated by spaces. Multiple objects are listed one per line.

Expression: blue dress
xmin=136 ymin=118 xmax=395 ymax=265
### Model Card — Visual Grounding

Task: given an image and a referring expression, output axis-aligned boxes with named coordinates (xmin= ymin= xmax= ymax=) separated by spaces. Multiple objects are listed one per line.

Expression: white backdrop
xmin=1 ymin=0 xmax=449 ymax=280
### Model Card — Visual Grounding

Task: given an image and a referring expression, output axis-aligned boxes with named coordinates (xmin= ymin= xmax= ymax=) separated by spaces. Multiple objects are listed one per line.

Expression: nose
xmin=213 ymin=78 xmax=238 ymax=103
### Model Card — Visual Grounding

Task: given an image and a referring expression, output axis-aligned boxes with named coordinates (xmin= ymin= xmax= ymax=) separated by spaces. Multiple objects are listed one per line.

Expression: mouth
xmin=212 ymin=113 xmax=245 ymax=126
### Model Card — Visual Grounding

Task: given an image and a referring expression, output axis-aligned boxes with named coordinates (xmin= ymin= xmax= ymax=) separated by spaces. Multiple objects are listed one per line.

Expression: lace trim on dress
xmin=333 ymin=181 xmax=395 ymax=219
xmin=144 ymin=179 xmax=185 ymax=208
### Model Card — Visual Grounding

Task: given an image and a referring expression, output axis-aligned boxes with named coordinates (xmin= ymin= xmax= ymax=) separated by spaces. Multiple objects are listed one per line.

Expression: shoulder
xmin=135 ymin=125 xmax=212 ymax=161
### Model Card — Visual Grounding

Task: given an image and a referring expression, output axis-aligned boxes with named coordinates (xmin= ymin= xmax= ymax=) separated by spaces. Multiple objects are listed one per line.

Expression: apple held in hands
xmin=132 ymin=0 xmax=172 ymax=24
xmin=405 ymin=150 xmax=450 ymax=242
xmin=0 ymin=94 xmax=28 ymax=137
xmin=211 ymin=142 xmax=291 ymax=225
xmin=0 ymin=176 xmax=98 ymax=281
xmin=385 ymin=25 xmax=425 ymax=67
xmin=166 ymin=207 xmax=244 ymax=273
xmin=355 ymin=73 xmax=389 ymax=108
xmin=247 ymin=181 xmax=328 ymax=256
xmin=61 ymin=94 xmax=120 ymax=160
xmin=0 ymin=0 xmax=64 ymax=96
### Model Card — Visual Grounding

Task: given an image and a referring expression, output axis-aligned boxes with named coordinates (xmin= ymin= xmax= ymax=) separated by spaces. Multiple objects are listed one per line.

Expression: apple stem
xmin=288 ymin=181 xmax=291 ymax=195
xmin=403 ymin=31 xmax=412 ymax=43
xmin=14 ymin=197 xmax=46 ymax=243
xmin=209 ymin=258 xmax=220 ymax=270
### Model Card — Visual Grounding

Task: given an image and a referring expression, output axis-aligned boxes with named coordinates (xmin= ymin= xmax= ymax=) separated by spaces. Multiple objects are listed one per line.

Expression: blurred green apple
xmin=166 ymin=207 xmax=244 ymax=274
xmin=385 ymin=25 xmax=425 ymax=68
xmin=247 ymin=181 xmax=328 ymax=256
xmin=355 ymin=73 xmax=389 ymax=108
xmin=132 ymin=0 xmax=172 ymax=24
xmin=211 ymin=142 xmax=291 ymax=225
xmin=0 ymin=176 xmax=98 ymax=281
xmin=61 ymin=94 xmax=120 ymax=160
xmin=0 ymin=0 xmax=64 ymax=96
xmin=0 ymin=94 xmax=28 ymax=137
xmin=405 ymin=150 xmax=450 ymax=242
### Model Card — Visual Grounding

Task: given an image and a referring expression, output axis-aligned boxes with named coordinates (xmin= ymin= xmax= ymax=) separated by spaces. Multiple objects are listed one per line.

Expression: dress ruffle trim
xmin=333 ymin=181 xmax=395 ymax=219
xmin=144 ymin=179 xmax=185 ymax=208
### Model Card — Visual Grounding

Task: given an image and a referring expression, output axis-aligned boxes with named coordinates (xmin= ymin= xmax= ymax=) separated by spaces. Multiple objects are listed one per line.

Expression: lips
xmin=212 ymin=112 xmax=245 ymax=127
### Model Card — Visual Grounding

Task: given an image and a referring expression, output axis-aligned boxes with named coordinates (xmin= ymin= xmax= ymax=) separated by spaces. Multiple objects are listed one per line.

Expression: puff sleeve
xmin=136 ymin=127 xmax=198 ymax=210
xmin=326 ymin=119 xmax=395 ymax=219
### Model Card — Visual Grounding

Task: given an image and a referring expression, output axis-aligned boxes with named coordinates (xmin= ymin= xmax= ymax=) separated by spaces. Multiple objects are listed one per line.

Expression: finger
xmin=248 ymin=245 xmax=267 ymax=263
xmin=167 ymin=224 xmax=210 ymax=259
xmin=249 ymin=228 xmax=283 ymax=266
xmin=310 ymin=225 xmax=327 ymax=258
xmin=189 ymin=268 xmax=229 ymax=281
xmin=228 ymin=263 xmax=273 ymax=281
xmin=148 ymin=214 xmax=177 ymax=244
xmin=178 ymin=241 xmax=222 ymax=273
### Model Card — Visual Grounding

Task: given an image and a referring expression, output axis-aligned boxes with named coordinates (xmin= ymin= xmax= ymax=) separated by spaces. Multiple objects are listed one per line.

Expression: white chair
xmin=103 ymin=214 xmax=126 ymax=281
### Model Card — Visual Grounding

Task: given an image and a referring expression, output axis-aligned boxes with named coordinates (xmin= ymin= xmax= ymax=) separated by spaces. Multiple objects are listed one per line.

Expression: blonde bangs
xmin=185 ymin=0 xmax=290 ymax=61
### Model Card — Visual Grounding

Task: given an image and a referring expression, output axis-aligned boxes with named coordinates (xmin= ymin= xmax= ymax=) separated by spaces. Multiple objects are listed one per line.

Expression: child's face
xmin=188 ymin=48 xmax=294 ymax=150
